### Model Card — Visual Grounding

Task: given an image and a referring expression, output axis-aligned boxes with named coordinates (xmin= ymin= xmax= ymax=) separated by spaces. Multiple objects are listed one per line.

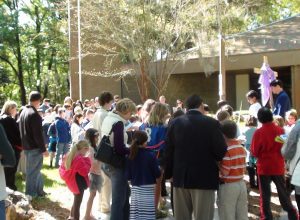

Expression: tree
xmin=79 ymin=0 xmax=300 ymax=102
xmin=0 ymin=0 xmax=27 ymax=105
xmin=0 ymin=0 xmax=69 ymax=105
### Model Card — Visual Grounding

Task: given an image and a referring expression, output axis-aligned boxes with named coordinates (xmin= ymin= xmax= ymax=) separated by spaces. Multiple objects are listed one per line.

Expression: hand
xmin=43 ymin=151 xmax=49 ymax=157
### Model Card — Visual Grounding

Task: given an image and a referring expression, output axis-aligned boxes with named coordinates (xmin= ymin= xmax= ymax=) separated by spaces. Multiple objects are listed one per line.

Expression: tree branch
xmin=0 ymin=55 xmax=18 ymax=75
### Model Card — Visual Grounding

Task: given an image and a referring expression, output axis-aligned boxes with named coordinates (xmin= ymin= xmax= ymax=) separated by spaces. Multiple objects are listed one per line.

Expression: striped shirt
xmin=220 ymin=140 xmax=247 ymax=183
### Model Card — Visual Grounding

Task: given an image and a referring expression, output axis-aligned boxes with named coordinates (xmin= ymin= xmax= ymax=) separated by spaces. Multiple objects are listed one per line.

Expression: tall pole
xmin=67 ymin=0 xmax=72 ymax=97
xmin=77 ymin=0 xmax=82 ymax=101
xmin=217 ymin=0 xmax=226 ymax=101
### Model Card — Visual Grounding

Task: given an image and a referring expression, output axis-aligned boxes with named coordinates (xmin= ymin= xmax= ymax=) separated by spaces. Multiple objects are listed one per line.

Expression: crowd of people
xmin=0 ymin=79 xmax=300 ymax=220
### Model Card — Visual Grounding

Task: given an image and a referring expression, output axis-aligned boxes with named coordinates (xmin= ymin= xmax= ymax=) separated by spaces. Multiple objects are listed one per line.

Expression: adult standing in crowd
xmin=111 ymin=94 xmax=120 ymax=110
xmin=40 ymin=98 xmax=50 ymax=113
xmin=281 ymin=119 xmax=300 ymax=216
xmin=159 ymin=95 xmax=173 ymax=115
xmin=165 ymin=94 xmax=227 ymax=220
xmin=101 ymin=98 xmax=136 ymax=220
xmin=270 ymin=79 xmax=291 ymax=118
xmin=0 ymin=124 xmax=16 ymax=220
xmin=0 ymin=101 xmax=22 ymax=191
xmin=92 ymin=91 xmax=114 ymax=214
xmin=19 ymin=91 xmax=48 ymax=198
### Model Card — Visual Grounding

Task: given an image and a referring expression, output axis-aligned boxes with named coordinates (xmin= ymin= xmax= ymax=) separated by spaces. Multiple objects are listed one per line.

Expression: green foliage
xmin=0 ymin=0 xmax=69 ymax=105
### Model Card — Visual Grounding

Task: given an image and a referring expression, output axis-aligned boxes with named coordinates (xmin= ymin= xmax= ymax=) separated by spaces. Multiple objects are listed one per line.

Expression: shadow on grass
xmin=15 ymin=165 xmax=64 ymax=194
xmin=31 ymin=197 xmax=69 ymax=220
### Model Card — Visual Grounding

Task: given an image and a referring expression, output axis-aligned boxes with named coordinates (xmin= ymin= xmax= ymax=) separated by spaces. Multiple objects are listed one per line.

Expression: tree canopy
xmin=0 ymin=0 xmax=69 ymax=105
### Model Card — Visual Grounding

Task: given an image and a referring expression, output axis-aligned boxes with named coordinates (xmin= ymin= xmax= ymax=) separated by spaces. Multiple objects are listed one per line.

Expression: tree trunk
xmin=35 ymin=5 xmax=42 ymax=93
xmin=15 ymin=8 xmax=26 ymax=105
xmin=137 ymin=57 xmax=150 ymax=102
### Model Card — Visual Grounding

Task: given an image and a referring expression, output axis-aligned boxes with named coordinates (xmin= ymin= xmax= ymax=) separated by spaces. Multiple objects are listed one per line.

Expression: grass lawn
xmin=15 ymin=160 xmax=71 ymax=220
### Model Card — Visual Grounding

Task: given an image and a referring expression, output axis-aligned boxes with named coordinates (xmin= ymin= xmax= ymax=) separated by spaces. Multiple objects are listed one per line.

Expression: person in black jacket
xmin=19 ymin=91 xmax=48 ymax=198
xmin=0 ymin=123 xmax=16 ymax=220
xmin=0 ymin=100 xmax=22 ymax=191
xmin=164 ymin=94 xmax=227 ymax=220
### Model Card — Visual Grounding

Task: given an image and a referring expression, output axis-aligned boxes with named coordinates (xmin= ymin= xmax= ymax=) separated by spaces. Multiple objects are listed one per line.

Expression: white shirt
xmin=249 ymin=102 xmax=262 ymax=118
xmin=92 ymin=107 xmax=108 ymax=138
xmin=71 ymin=123 xmax=84 ymax=143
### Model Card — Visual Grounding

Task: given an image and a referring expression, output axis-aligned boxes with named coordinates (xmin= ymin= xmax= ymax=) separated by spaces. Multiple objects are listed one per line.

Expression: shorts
xmin=89 ymin=173 xmax=103 ymax=193
xmin=48 ymin=141 xmax=57 ymax=152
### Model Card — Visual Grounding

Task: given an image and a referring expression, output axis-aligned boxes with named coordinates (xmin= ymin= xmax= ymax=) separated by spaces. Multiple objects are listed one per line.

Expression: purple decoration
xmin=258 ymin=63 xmax=276 ymax=106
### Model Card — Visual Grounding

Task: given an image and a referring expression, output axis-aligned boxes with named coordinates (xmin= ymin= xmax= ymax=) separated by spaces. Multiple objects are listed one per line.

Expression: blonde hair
xmin=116 ymin=98 xmax=136 ymax=114
xmin=285 ymin=109 xmax=298 ymax=121
xmin=65 ymin=140 xmax=89 ymax=170
xmin=1 ymin=101 xmax=17 ymax=116
xmin=273 ymin=115 xmax=285 ymax=128
xmin=148 ymin=102 xmax=169 ymax=126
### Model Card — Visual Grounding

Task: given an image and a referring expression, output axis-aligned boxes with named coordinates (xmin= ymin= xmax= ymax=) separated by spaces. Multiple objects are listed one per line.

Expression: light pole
xmin=67 ymin=0 xmax=72 ymax=98
xmin=77 ymin=0 xmax=83 ymax=101
xmin=217 ymin=0 xmax=226 ymax=101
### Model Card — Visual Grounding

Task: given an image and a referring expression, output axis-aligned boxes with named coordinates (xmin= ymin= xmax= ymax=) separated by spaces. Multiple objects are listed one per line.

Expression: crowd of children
xmin=0 ymin=81 xmax=300 ymax=220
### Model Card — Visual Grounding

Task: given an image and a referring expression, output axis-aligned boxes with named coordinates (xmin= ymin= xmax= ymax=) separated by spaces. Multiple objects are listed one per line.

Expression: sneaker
xmin=38 ymin=191 xmax=49 ymax=197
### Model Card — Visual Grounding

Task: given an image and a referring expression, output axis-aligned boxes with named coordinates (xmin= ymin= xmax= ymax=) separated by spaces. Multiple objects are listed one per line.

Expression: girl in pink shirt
xmin=84 ymin=128 xmax=102 ymax=220
xmin=59 ymin=140 xmax=91 ymax=220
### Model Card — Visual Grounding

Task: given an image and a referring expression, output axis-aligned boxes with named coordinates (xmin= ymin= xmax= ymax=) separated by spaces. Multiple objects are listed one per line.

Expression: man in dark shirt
xmin=165 ymin=94 xmax=227 ymax=220
xmin=270 ymin=79 xmax=291 ymax=118
xmin=19 ymin=91 xmax=48 ymax=198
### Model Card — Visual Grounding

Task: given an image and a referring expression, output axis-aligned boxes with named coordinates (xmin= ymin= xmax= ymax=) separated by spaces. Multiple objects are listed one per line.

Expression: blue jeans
xmin=0 ymin=200 xmax=5 ymax=220
xmin=109 ymin=166 xmax=130 ymax=220
xmin=24 ymin=149 xmax=44 ymax=196
xmin=55 ymin=143 xmax=70 ymax=167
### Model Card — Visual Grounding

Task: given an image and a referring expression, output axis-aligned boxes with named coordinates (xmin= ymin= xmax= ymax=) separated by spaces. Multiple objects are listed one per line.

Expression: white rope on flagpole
xmin=77 ymin=0 xmax=82 ymax=101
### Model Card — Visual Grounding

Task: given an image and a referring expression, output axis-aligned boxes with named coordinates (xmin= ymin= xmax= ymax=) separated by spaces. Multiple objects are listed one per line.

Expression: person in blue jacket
xmin=270 ymin=79 xmax=291 ymax=118
xmin=55 ymin=107 xmax=71 ymax=168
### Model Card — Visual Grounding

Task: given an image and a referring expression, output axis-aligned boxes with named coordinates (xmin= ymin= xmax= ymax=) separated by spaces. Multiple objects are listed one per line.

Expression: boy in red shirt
xmin=251 ymin=107 xmax=297 ymax=220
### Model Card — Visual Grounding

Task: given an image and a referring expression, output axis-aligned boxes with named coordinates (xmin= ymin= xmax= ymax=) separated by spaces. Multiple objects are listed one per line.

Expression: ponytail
xmin=129 ymin=139 xmax=139 ymax=160
xmin=65 ymin=140 xmax=89 ymax=170
xmin=129 ymin=130 xmax=148 ymax=160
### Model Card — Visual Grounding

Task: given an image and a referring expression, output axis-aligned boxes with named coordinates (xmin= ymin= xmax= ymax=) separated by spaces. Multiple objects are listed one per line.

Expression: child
xmin=243 ymin=116 xmax=258 ymax=188
xmin=127 ymin=130 xmax=161 ymax=220
xmin=218 ymin=120 xmax=248 ymax=220
xmin=47 ymin=121 xmax=57 ymax=167
xmin=59 ymin=140 xmax=91 ymax=220
xmin=139 ymin=102 xmax=169 ymax=217
xmin=251 ymin=107 xmax=298 ymax=220
xmin=83 ymin=128 xmax=102 ymax=220
xmin=246 ymin=90 xmax=262 ymax=118
xmin=284 ymin=109 xmax=298 ymax=135
xmin=274 ymin=115 xmax=285 ymax=128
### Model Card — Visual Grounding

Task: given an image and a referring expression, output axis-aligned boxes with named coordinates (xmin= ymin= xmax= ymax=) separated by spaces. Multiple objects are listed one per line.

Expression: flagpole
xmin=67 ymin=0 xmax=72 ymax=98
xmin=217 ymin=0 xmax=226 ymax=101
xmin=77 ymin=0 xmax=82 ymax=101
